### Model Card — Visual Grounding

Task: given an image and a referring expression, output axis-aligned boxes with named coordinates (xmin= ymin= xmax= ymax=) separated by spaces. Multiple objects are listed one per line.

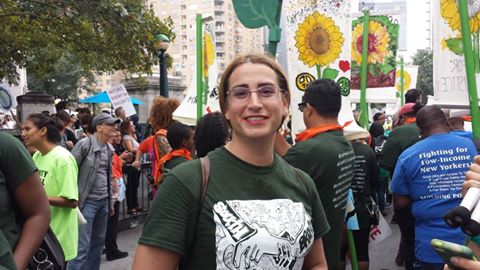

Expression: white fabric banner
xmin=173 ymin=61 xmax=220 ymax=125
xmin=431 ymin=0 xmax=480 ymax=106
xmin=284 ymin=0 xmax=352 ymax=136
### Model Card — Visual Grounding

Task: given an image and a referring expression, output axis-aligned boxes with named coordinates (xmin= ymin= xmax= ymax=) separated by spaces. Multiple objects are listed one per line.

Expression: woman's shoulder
xmin=53 ymin=146 xmax=77 ymax=163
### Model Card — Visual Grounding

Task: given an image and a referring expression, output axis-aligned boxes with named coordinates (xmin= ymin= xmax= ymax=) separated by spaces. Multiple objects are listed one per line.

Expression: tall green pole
xmin=359 ymin=10 xmax=370 ymax=129
xmin=347 ymin=230 xmax=359 ymax=270
xmin=458 ymin=0 xmax=480 ymax=138
xmin=400 ymin=57 xmax=405 ymax=105
xmin=196 ymin=14 xmax=203 ymax=120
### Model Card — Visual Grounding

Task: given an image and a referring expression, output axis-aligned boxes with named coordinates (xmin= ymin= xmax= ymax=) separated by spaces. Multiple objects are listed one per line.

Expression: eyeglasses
xmin=227 ymin=85 xmax=284 ymax=101
xmin=298 ymin=102 xmax=307 ymax=112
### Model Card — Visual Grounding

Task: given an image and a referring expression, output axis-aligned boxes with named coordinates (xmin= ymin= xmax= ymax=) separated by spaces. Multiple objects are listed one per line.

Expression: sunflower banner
xmin=350 ymin=15 xmax=400 ymax=89
xmin=432 ymin=0 xmax=480 ymax=106
xmin=395 ymin=65 xmax=419 ymax=97
xmin=285 ymin=0 xmax=353 ymax=136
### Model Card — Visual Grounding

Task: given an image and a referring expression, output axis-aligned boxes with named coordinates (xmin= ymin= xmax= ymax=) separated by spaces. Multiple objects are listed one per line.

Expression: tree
xmin=27 ymin=53 xmax=95 ymax=101
xmin=0 ymin=0 xmax=175 ymax=84
xmin=411 ymin=49 xmax=433 ymax=99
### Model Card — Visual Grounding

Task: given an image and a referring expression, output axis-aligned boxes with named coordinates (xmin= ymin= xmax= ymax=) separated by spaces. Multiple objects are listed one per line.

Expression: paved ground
xmin=101 ymin=207 xmax=403 ymax=270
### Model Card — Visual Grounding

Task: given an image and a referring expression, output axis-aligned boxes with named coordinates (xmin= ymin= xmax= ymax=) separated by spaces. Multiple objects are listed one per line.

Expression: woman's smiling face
xmin=224 ymin=63 xmax=288 ymax=141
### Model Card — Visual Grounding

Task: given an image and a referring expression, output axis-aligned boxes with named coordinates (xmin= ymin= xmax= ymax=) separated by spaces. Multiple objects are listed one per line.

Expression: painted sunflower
xmin=203 ymin=32 xmax=215 ymax=76
xmin=295 ymin=11 xmax=344 ymax=67
xmin=441 ymin=0 xmax=480 ymax=33
xmin=395 ymin=69 xmax=412 ymax=91
xmin=352 ymin=20 xmax=391 ymax=65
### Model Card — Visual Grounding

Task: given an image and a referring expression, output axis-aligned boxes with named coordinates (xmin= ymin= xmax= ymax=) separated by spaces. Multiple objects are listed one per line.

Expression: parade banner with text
xmin=432 ymin=0 xmax=480 ymax=106
xmin=106 ymin=84 xmax=136 ymax=117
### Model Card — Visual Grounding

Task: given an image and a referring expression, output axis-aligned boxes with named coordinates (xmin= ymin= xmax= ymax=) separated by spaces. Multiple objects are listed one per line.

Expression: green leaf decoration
xmin=379 ymin=64 xmax=394 ymax=74
xmin=322 ymin=68 xmax=339 ymax=80
xmin=446 ymin=38 xmax=464 ymax=56
xmin=337 ymin=77 xmax=351 ymax=96
xmin=396 ymin=92 xmax=400 ymax=98
xmin=232 ymin=0 xmax=280 ymax=29
xmin=368 ymin=64 xmax=377 ymax=77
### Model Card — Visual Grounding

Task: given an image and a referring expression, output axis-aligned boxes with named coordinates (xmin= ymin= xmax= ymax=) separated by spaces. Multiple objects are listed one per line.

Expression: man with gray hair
xmin=68 ymin=113 xmax=120 ymax=270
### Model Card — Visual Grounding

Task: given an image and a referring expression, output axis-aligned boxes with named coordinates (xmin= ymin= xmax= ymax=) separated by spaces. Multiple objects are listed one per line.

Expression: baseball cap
xmin=398 ymin=103 xmax=416 ymax=117
xmin=92 ymin=113 xmax=121 ymax=130
xmin=394 ymin=103 xmax=416 ymax=126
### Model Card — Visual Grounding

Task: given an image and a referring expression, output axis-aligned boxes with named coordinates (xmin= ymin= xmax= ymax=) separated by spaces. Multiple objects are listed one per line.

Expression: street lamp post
xmin=154 ymin=34 xmax=170 ymax=97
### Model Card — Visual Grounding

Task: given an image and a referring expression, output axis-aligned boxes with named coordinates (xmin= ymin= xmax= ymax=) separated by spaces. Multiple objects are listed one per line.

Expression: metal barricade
xmin=118 ymin=162 xmax=152 ymax=231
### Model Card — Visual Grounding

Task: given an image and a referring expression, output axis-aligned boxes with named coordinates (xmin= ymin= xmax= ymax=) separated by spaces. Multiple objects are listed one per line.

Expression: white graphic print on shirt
xmin=213 ymin=199 xmax=315 ymax=270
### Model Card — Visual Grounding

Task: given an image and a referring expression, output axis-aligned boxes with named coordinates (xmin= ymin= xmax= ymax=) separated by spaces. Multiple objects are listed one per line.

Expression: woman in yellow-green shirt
xmin=22 ymin=113 xmax=79 ymax=261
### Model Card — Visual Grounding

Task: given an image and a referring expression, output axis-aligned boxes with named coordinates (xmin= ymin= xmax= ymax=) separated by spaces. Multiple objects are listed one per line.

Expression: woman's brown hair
xmin=148 ymin=97 xmax=180 ymax=131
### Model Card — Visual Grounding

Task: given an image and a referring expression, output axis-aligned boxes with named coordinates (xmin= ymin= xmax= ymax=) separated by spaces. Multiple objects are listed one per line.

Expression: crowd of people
xmin=2 ymin=53 xmax=480 ymax=270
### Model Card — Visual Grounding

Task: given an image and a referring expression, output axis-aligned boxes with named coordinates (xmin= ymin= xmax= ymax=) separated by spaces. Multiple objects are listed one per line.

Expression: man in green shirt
xmin=379 ymin=102 xmax=421 ymax=269
xmin=276 ymin=79 xmax=354 ymax=270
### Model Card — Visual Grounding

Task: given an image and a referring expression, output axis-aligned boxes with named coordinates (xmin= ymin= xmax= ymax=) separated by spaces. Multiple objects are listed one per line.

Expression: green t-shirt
xmin=379 ymin=123 xmax=420 ymax=175
xmin=351 ymin=141 xmax=378 ymax=229
xmin=33 ymin=146 xmax=79 ymax=261
xmin=0 ymin=133 xmax=37 ymax=270
xmin=284 ymin=130 xmax=354 ymax=270
xmin=139 ymin=147 xmax=330 ymax=269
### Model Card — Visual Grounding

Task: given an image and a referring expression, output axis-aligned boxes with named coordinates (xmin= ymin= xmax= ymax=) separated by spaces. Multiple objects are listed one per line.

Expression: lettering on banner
xmin=417 ymin=147 xmax=472 ymax=197
xmin=369 ymin=226 xmax=381 ymax=241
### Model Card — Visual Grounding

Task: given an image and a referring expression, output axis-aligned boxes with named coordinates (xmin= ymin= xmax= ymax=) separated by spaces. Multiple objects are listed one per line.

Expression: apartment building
xmin=147 ymin=0 xmax=265 ymax=87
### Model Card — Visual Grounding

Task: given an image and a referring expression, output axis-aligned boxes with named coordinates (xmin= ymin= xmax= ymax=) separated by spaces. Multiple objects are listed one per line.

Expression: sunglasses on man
xmin=298 ymin=102 xmax=307 ymax=112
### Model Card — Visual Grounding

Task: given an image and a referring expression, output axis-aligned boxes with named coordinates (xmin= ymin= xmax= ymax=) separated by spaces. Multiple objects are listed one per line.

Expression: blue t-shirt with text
xmin=391 ymin=133 xmax=477 ymax=263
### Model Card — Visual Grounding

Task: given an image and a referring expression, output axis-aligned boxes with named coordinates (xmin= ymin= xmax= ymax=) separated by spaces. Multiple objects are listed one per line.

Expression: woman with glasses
xmin=21 ymin=113 xmax=79 ymax=262
xmin=133 ymin=53 xmax=330 ymax=269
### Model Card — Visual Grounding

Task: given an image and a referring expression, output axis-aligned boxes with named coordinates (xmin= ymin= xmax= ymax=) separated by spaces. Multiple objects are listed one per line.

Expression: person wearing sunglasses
xmin=133 ymin=53 xmax=330 ymax=269
xmin=276 ymin=79 xmax=355 ymax=270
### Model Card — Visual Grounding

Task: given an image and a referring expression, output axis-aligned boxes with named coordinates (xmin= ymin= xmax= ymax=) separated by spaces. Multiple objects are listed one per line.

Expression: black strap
xmin=78 ymin=136 xmax=92 ymax=169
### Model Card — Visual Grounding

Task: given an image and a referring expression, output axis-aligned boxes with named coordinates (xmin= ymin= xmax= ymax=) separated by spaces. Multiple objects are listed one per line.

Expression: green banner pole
xmin=458 ymin=0 xmax=480 ymax=138
xmin=400 ymin=57 xmax=405 ymax=106
xmin=196 ymin=14 xmax=203 ymax=120
xmin=359 ymin=10 xmax=370 ymax=129
xmin=347 ymin=230 xmax=359 ymax=270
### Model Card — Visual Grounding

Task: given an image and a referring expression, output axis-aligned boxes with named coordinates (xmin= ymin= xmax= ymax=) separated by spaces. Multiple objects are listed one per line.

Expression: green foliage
xmin=412 ymin=49 xmax=433 ymax=97
xmin=0 ymin=0 xmax=175 ymax=84
xmin=27 ymin=53 xmax=95 ymax=101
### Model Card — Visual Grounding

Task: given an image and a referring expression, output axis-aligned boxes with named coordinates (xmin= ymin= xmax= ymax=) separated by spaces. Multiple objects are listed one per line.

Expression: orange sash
xmin=404 ymin=117 xmax=416 ymax=125
xmin=155 ymin=148 xmax=192 ymax=185
xmin=295 ymin=121 xmax=352 ymax=143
